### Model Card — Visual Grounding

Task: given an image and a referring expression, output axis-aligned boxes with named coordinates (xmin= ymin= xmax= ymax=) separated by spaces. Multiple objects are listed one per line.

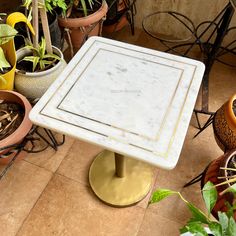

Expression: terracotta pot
xmin=58 ymin=1 xmax=108 ymax=51
xmin=0 ymin=90 xmax=32 ymax=165
xmin=213 ymin=94 xmax=236 ymax=151
xmin=202 ymin=150 xmax=236 ymax=220
xmin=15 ymin=46 xmax=67 ymax=101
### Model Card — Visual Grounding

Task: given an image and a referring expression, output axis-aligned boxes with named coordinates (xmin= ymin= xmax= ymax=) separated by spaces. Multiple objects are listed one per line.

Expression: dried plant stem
xmin=220 ymin=167 xmax=236 ymax=172
xmin=218 ymin=175 xmax=236 ymax=179
xmin=214 ymin=178 xmax=236 ymax=188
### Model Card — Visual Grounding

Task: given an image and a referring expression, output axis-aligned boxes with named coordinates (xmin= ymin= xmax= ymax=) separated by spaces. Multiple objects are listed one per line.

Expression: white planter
xmin=15 ymin=46 xmax=67 ymax=101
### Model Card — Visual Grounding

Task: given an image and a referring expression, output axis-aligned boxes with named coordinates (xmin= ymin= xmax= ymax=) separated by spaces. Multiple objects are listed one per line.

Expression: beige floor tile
xmin=24 ymin=133 xmax=75 ymax=173
xmin=0 ymin=161 xmax=52 ymax=236
xmin=57 ymin=139 xmax=158 ymax=209
xmin=137 ymin=209 xmax=182 ymax=236
xmin=17 ymin=174 xmax=146 ymax=236
xmin=146 ymin=119 xmax=222 ymax=224
xmin=57 ymin=140 xmax=103 ymax=185
xmin=148 ymin=176 xmax=206 ymax=225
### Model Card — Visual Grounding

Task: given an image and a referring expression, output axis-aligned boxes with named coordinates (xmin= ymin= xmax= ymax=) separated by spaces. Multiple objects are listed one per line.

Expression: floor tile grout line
xmin=22 ymin=159 xmax=54 ymax=173
xmin=52 ymin=138 xmax=76 ymax=173
xmin=15 ymin=172 xmax=54 ymax=236
xmin=55 ymin=171 xmax=91 ymax=188
xmin=22 ymin=137 xmax=75 ymax=174
xmin=135 ymin=169 xmax=160 ymax=235
xmin=135 ymin=207 xmax=149 ymax=236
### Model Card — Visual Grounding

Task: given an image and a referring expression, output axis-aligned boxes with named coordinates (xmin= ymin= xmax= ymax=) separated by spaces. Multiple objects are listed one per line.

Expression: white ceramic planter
xmin=15 ymin=46 xmax=67 ymax=101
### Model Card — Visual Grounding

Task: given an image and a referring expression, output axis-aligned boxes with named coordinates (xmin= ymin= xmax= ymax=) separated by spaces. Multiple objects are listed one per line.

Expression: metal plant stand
xmin=143 ymin=1 xmax=236 ymax=135
xmin=0 ymin=126 xmax=65 ymax=180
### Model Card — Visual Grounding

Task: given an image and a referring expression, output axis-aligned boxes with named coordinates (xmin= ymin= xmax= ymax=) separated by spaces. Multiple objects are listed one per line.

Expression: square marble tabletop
xmin=29 ymin=36 xmax=205 ymax=170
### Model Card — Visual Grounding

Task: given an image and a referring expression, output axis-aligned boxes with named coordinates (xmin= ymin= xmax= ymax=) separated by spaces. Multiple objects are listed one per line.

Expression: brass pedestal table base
xmin=89 ymin=150 xmax=154 ymax=207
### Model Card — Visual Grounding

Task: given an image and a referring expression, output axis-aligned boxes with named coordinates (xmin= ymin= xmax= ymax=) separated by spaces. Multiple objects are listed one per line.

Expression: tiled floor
xmin=1 ymin=25 xmax=236 ymax=236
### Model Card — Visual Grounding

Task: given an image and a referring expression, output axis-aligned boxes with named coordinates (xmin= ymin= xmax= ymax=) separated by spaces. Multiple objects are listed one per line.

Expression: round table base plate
xmin=89 ymin=150 xmax=154 ymax=207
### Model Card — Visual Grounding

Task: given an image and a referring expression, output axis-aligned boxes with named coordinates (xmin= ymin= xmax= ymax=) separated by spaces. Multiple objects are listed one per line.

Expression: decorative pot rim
xmin=226 ymin=93 xmax=236 ymax=128
xmin=224 ymin=149 xmax=236 ymax=187
xmin=58 ymin=0 xmax=108 ymax=28
xmin=16 ymin=46 xmax=64 ymax=77
xmin=0 ymin=90 xmax=32 ymax=152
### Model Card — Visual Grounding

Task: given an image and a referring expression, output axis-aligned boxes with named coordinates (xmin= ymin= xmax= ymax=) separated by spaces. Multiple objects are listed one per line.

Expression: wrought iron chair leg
xmin=183 ymin=171 xmax=205 ymax=188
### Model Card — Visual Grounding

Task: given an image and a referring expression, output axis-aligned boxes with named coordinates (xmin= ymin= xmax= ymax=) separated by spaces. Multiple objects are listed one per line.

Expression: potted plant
xmin=0 ymin=12 xmax=35 ymax=90
xmin=58 ymin=0 xmax=108 ymax=54
xmin=15 ymin=37 xmax=67 ymax=101
xmin=0 ymin=13 xmax=20 ymax=90
xmin=203 ymin=149 xmax=236 ymax=220
xmin=213 ymin=94 xmax=236 ymax=151
xmin=15 ymin=1 xmax=67 ymax=101
xmin=0 ymin=90 xmax=32 ymax=165
xmin=149 ymin=181 xmax=236 ymax=235
xmin=21 ymin=0 xmax=67 ymax=49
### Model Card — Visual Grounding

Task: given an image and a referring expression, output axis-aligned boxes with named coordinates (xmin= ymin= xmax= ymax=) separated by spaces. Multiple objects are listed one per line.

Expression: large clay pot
xmin=213 ymin=94 xmax=236 ymax=151
xmin=58 ymin=1 xmax=108 ymax=52
xmin=0 ymin=90 xmax=32 ymax=164
xmin=202 ymin=150 xmax=236 ymax=220
xmin=15 ymin=46 xmax=67 ymax=101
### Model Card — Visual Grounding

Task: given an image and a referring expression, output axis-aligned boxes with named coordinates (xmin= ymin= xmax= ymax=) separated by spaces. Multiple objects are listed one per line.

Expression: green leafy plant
xmin=73 ymin=0 xmax=95 ymax=16
xmin=0 ymin=13 xmax=18 ymax=84
xmin=22 ymin=0 xmax=96 ymax=16
xmin=149 ymin=181 xmax=236 ymax=236
xmin=22 ymin=0 xmax=67 ymax=13
xmin=19 ymin=37 xmax=61 ymax=72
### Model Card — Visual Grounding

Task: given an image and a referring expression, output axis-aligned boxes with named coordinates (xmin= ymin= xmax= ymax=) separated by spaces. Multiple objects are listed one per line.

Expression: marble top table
xmin=30 ymin=36 xmax=205 ymax=206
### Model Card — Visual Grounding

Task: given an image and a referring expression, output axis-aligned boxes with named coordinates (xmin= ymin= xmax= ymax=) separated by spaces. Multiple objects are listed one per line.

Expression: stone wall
xmin=135 ymin=0 xmax=236 ymax=43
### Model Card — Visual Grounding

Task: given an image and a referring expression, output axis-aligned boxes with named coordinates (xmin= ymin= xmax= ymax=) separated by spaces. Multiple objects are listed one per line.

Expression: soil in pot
xmin=0 ymin=65 xmax=13 ymax=75
xmin=0 ymin=100 xmax=24 ymax=140
xmin=16 ymin=57 xmax=59 ymax=73
xmin=68 ymin=1 xmax=103 ymax=18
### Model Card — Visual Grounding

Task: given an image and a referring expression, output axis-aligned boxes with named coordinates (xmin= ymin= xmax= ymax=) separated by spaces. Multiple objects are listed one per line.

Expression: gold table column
xmin=89 ymin=150 xmax=154 ymax=207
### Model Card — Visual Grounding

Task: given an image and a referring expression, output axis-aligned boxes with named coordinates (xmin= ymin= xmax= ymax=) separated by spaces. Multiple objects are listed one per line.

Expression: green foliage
xmin=149 ymin=189 xmax=176 ymax=204
xmin=22 ymin=0 xmax=97 ymax=16
xmin=21 ymin=38 xmax=61 ymax=72
xmin=0 ymin=24 xmax=18 ymax=45
xmin=149 ymin=181 xmax=236 ymax=235
xmin=0 ymin=12 xmax=17 ymax=83
xmin=0 ymin=47 xmax=11 ymax=71
xmin=203 ymin=181 xmax=218 ymax=216
xmin=45 ymin=0 xmax=67 ymax=14
xmin=23 ymin=0 xmax=67 ymax=14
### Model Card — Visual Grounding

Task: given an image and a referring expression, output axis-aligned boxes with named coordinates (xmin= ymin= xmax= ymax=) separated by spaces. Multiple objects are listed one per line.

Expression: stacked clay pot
xmin=202 ymin=150 xmax=236 ymax=220
xmin=213 ymin=94 xmax=236 ymax=151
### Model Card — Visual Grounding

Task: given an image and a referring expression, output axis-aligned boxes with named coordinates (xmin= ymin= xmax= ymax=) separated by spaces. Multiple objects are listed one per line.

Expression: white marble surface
xmin=29 ymin=36 xmax=205 ymax=169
